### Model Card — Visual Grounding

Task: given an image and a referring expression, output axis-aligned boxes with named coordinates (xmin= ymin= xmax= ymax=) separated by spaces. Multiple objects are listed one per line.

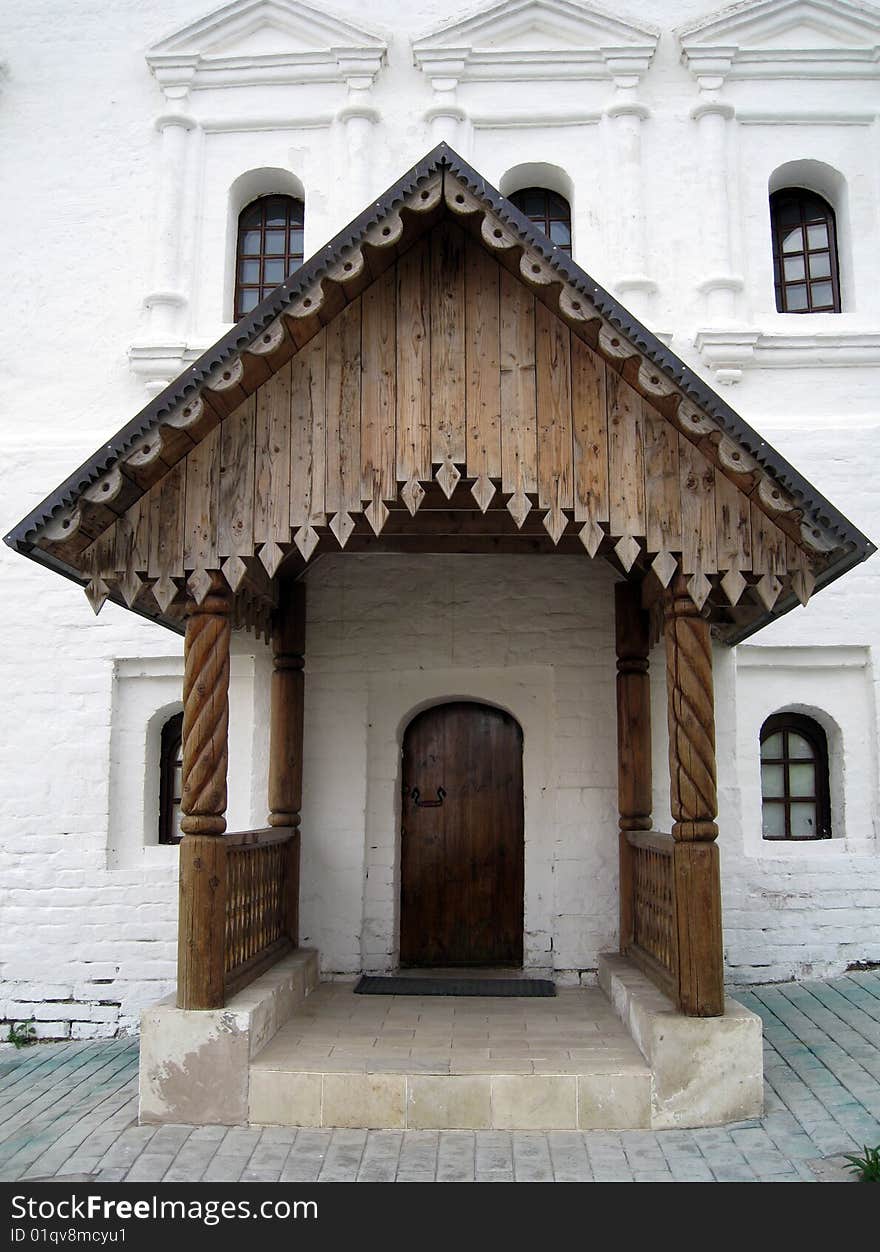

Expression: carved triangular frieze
xmin=222 ymin=554 xmax=249 ymax=593
xmin=471 ymin=474 xmax=496 ymax=514
xmin=187 ymin=566 xmax=213 ymax=605
xmin=152 ymin=574 xmax=178 ymax=613
xmin=543 ymin=507 xmax=567 ymax=545
xmin=614 ymin=534 xmax=640 ymax=573
xmin=651 ymin=549 xmax=677 ymax=588
xmin=507 ymin=487 xmax=532 ymax=530
xmin=435 ymin=459 xmax=461 ymax=500
xmin=401 ymin=477 xmax=425 ymax=516
xmin=755 ymin=572 xmax=783 ymax=611
xmin=792 ymin=567 xmax=816 ymax=607
xmin=687 ymin=569 xmax=712 ymax=612
xmin=120 ymin=568 xmax=144 ymax=609
xmin=365 ymin=497 xmax=389 ymax=536
xmin=578 ymin=520 xmax=604 ymax=558
xmin=329 ymin=512 xmax=355 ymax=549
xmin=84 ymin=577 xmax=109 ymax=615
xmin=720 ymin=566 xmax=747 ymax=606
xmin=294 ymin=524 xmax=320 ymax=562
xmin=259 ymin=540 xmax=285 ymax=577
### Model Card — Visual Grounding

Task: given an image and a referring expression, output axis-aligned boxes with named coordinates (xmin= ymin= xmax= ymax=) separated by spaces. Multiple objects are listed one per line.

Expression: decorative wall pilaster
xmin=337 ymin=54 xmax=383 ymax=218
xmin=603 ymin=51 xmax=656 ymax=322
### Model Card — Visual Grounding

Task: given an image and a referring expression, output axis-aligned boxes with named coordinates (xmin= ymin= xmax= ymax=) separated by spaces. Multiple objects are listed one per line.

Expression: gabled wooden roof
xmin=5 ymin=144 xmax=873 ymax=643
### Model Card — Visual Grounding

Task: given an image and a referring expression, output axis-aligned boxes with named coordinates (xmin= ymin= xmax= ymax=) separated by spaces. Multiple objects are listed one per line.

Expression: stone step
xmin=248 ymin=982 xmax=652 ymax=1130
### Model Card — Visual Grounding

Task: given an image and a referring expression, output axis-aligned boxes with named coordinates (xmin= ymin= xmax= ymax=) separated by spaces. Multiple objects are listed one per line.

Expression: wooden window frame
xmin=159 ymin=711 xmax=184 ymax=846
xmin=760 ymin=712 xmax=831 ymax=841
xmin=509 ymin=186 xmax=572 ymax=255
xmin=770 ymin=189 xmax=841 ymax=314
xmin=234 ymin=194 xmax=305 ymax=321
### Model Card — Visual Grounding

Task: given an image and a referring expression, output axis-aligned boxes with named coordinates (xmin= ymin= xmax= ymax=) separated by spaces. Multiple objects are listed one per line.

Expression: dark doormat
xmin=354 ymin=976 xmax=556 ymax=997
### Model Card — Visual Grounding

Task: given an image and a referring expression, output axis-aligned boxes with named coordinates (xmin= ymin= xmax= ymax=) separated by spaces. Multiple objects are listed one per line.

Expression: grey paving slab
xmin=1 ymin=971 xmax=879 ymax=1183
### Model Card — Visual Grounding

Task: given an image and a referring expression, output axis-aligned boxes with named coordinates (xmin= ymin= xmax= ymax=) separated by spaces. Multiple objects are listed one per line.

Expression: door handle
xmin=410 ymin=786 xmax=446 ymax=808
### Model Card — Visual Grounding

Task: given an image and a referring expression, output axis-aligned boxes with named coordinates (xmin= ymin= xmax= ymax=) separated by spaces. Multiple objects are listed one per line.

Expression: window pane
xmin=241 ymin=230 xmax=262 ymax=255
xmin=762 ymin=802 xmax=786 ymax=837
xmin=783 ymin=256 xmax=805 ymax=282
xmin=790 ymin=802 xmax=817 ymax=837
xmin=809 ymin=252 xmax=831 ymax=278
xmin=549 ymin=220 xmax=571 ymax=245
xmin=786 ymin=284 xmax=808 ymax=311
xmin=289 ymin=229 xmax=304 ymax=258
xmin=265 ymin=198 xmax=289 ymax=227
xmin=761 ymin=763 xmax=785 ymax=798
xmin=789 ymin=762 xmax=815 ymax=797
xmin=264 ymin=230 xmax=285 ymax=254
xmin=239 ymin=259 xmax=260 ymax=283
xmin=777 ymin=200 xmax=801 ymax=227
xmin=781 ymin=227 xmax=803 ymax=254
xmin=263 ymin=259 xmax=286 ymax=285
xmin=519 ymin=190 xmax=546 ymax=216
xmin=761 ymin=732 xmax=783 ymax=758
xmin=240 ymin=289 xmax=259 ymax=313
xmin=173 ymin=765 xmax=182 ymax=798
xmin=240 ymin=203 xmax=262 ymax=229
xmin=811 ymin=281 xmax=834 ymax=307
xmin=788 ymin=733 xmax=814 ymax=760
xmin=172 ymin=803 xmax=182 ymax=839
xmin=807 ymin=223 xmax=828 ymax=249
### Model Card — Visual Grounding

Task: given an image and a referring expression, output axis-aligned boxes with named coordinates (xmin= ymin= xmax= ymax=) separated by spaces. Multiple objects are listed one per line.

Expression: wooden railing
xmin=626 ymin=830 xmax=678 ymax=1002
xmin=223 ymin=827 xmax=300 ymax=999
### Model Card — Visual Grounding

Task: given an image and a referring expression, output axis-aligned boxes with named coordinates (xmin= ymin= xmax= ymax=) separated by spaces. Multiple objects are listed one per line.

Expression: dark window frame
xmin=159 ymin=711 xmax=184 ymax=846
xmin=509 ymin=186 xmax=572 ymax=255
xmin=760 ymin=712 xmax=831 ymax=841
xmin=234 ymin=194 xmax=305 ymax=320
xmin=770 ymin=189 xmax=841 ymax=314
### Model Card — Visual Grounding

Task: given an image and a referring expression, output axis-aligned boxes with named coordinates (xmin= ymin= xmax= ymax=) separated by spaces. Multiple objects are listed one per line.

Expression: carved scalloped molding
xmin=679 ymin=0 xmax=880 ymax=82
xmin=413 ymin=0 xmax=658 ymax=83
xmin=147 ymin=0 xmax=387 ymax=90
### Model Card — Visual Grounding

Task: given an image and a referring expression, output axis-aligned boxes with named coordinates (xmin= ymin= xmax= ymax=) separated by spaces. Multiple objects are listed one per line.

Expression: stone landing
xmin=248 ymin=982 xmax=652 ymax=1130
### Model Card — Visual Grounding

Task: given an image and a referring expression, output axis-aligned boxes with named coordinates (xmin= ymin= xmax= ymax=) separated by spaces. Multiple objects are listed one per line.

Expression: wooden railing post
xmin=614 ymin=581 xmax=652 ymax=956
xmin=268 ymin=578 xmax=305 ymax=945
xmin=177 ymin=573 xmax=232 ymax=1010
xmin=664 ymin=575 xmax=724 ymax=1017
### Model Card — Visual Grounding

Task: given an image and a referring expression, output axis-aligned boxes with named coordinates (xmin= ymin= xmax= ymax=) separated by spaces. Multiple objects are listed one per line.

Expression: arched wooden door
xmin=400 ymin=702 xmax=524 ymax=967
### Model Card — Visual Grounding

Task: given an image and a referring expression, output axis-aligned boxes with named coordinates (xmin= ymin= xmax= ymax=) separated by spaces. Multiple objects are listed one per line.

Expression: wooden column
xmin=615 ymin=582 xmax=652 ymax=954
xmin=177 ymin=574 xmax=232 ymax=1010
xmin=268 ymin=579 xmax=305 ymax=946
xmin=664 ymin=575 xmax=724 ymax=1017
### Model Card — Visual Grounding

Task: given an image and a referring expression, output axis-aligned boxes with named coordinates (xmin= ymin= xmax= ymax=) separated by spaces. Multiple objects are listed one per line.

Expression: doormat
xmin=354 ymin=976 xmax=556 ymax=997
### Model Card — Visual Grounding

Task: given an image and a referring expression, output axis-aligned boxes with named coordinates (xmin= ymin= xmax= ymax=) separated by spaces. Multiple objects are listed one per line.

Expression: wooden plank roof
xmin=5 ymin=143 xmax=874 ymax=643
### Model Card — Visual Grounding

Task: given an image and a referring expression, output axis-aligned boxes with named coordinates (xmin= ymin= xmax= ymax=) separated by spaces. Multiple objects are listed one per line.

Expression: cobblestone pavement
xmin=1 ymin=971 xmax=878 ymax=1183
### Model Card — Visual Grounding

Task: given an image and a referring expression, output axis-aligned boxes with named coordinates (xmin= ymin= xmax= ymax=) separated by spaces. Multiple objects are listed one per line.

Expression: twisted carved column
xmin=177 ymin=573 xmax=231 ymax=1010
xmin=664 ymin=575 xmax=723 ymax=1017
xmin=615 ymin=582 xmax=652 ymax=954
xmin=181 ymin=575 xmax=232 ymax=835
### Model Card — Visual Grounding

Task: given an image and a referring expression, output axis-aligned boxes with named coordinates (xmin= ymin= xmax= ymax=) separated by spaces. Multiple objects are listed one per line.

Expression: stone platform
xmin=249 ymin=982 xmax=651 ymax=1131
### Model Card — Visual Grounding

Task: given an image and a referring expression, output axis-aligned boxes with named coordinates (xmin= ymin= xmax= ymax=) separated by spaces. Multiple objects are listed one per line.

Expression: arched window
xmin=234 ymin=195 xmax=305 ymax=319
xmin=760 ymin=713 xmax=831 ymax=840
xmin=509 ymin=187 xmax=572 ymax=255
xmin=158 ymin=712 xmax=184 ymax=845
xmin=770 ymin=190 xmax=840 ymax=313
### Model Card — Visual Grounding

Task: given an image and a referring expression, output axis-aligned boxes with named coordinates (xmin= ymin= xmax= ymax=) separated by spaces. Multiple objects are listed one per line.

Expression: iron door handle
xmin=411 ymin=786 xmax=446 ymax=808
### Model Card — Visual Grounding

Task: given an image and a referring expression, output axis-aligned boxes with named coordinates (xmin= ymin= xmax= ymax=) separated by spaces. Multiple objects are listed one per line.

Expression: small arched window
xmin=770 ymin=189 xmax=840 ymax=313
xmin=509 ymin=187 xmax=572 ymax=255
xmin=760 ymin=713 xmax=831 ymax=840
xmin=234 ymin=195 xmax=305 ymax=319
xmin=159 ymin=712 xmax=184 ymax=845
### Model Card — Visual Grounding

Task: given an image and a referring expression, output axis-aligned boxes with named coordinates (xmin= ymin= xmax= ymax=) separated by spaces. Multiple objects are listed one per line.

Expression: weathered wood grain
xmin=571 ymin=338 xmax=608 ymax=524
xmin=679 ymin=437 xmax=717 ymax=574
xmin=535 ymin=300 xmax=573 ymax=511
xmin=183 ymin=425 xmax=220 ymax=570
xmin=644 ymin=406 xmax=681 ymax=552
xmin=465 ymin=239 xmax=501 ymax=480
xmin=397 ymin=237 xmax=431 ymax=482
xmin=430 ymin=221 xmax=466 ymax=468
xmin=289 ymin=334 xmax=326 ymax=528
xmin=499 ymin=268 xmax=537 ymax=495
xmin=325 ymin=299 xmax=362 ymax=515
xmin=361 ymin=270 xmax=397 ymax=500
xmin=608 ymin=373 xmax=645 ymax=537
xmin=218 ymin=396 xmax=255 ymax=558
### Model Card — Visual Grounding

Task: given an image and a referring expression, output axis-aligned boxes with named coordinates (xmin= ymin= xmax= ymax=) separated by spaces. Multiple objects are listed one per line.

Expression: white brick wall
xmin=1 ymin=1 xmax=879 ymax=1036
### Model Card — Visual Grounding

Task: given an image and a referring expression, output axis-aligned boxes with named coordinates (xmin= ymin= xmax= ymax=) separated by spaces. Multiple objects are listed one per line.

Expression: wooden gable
xmin=8 ymin=147 xmax=871 ymax=643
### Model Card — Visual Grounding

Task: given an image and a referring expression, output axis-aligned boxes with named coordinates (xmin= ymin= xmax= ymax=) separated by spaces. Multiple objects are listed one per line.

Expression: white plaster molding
xmin=147 ymin=0 xmax=387 ymax=91
xmin=413 ymin=0 xmax=658 ymax=84
xmin=128 ymin=343 xmax=203 ymax=397
xmin=696 ymin=328 xmax=880 ymax=375
xmin=679 ymin=0 xmax=880 ymax=83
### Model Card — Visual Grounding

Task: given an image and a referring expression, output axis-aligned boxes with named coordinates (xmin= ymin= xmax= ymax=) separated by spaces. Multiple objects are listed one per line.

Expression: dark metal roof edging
xmin=4 ymin=141 xmax=874 ymax=609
